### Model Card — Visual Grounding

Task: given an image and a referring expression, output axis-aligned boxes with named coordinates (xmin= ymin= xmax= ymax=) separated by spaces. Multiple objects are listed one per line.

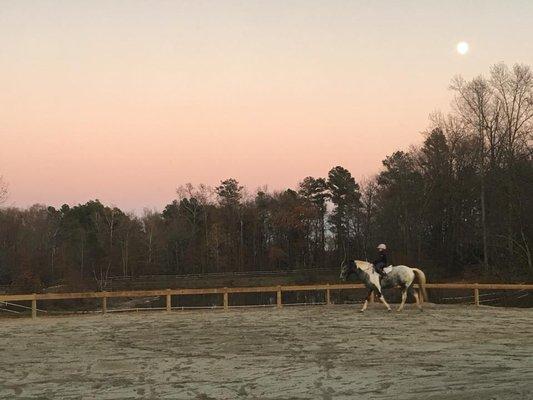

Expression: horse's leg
xmin=376 ymin=291 xmax=392 ymax=312
xmin=361 ymin=290 xmax=373 ymax=312
xmin=397 ymin=287 xmax=407 ymax=312
xmin=412 ymin=288 xmax=422 ymax=311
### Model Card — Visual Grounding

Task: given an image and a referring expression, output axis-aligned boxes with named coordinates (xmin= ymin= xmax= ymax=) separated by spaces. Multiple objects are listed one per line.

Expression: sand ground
xmin=0 ymin=304 xmax=532 ymax=399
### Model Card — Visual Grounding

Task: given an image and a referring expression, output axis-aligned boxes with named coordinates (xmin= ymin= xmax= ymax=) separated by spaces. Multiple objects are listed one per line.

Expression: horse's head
xmin=339 ymin=259 xmax=357 ymax=281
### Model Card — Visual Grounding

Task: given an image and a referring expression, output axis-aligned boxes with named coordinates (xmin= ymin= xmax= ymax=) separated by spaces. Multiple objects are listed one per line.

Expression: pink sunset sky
xmin=1 ymin=1 xmax=533 ymax=212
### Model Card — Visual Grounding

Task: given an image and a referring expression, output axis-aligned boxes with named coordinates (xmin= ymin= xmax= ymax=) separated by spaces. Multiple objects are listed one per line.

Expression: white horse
xmin=339 ymin=260 xmax=427 ymax=312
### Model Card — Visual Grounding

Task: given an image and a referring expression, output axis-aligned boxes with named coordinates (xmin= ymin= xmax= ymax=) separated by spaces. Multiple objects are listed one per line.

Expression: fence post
xmin=326 ymin=284 xmax=331 ymax=305
xmin=31 ymin=294 xmax=37 ymax=319
xmin=277 ymin=286 xmax=282 ymax=308
xmin=474 ymin=284 xmax=480 ymax=306
xmin=223 ymin=288 xmax=229 ymax=311
xmin=102 ymin=294 xmax=107 ymax=314
xmin=166 ymin=289 xmax=172 ymax=312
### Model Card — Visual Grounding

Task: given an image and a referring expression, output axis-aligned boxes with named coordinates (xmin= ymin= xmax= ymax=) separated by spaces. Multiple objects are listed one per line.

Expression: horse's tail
xmin=412 ymin=268 xmax=428 ymax=303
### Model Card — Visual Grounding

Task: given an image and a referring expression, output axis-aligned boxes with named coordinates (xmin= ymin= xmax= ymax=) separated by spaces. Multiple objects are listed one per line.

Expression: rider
xmin=373 ymin=243 xmax=388 ymax=278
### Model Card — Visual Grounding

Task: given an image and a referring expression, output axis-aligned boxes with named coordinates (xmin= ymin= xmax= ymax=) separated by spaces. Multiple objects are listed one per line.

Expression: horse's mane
xmin=353 ymin=260 xmax=373 ymax=272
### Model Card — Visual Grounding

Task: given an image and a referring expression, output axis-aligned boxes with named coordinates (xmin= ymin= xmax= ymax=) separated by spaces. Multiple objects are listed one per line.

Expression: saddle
xmin=383 ymin=265 xmax=393 ymax=274
xmin=375 ymin=265 xmax=393 ymax=279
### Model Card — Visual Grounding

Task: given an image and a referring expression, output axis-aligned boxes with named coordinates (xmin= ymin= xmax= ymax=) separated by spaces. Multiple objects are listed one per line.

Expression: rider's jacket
xmin=373 ymin=252 xmax=387 ymax=268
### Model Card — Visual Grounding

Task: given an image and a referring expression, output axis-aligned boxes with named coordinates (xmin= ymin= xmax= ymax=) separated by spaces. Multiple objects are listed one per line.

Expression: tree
xmin=298 ymin=177 xmax=328 ymax=266
xmin=490 ymin=63 xmax=533 ymax=267
xmin=214 ymin=179 xmax=245 ymax=270
xmin=327 ymin=166 xmax=362 ymax=260
xmin=215 ymin=179 xmax=243 ymax=208
xmin=450 ymin=63 xmax=533 ymax=274
xmin=376 ymin=151 xmax=424 ymax=265
xmin=450 ymin=74 xmax=495 ymax=272
xmin=176 ymin=183 xmax=215 ymax=273
xmin=360 ymin=178 xmax=379 ymax=260
xmin=141 ymin=209 xmax=161 ymax=273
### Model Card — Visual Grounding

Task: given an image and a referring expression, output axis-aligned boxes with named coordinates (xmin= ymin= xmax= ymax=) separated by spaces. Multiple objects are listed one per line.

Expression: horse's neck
xmin=355 ymin=260 xmax=373 ymax=274
xmin=356 ymin=269 xmax=370 ymax=283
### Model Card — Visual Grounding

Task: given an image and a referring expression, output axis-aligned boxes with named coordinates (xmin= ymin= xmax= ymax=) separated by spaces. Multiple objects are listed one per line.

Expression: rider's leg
xmin=375 ymin=262 xmax=386 ymax=278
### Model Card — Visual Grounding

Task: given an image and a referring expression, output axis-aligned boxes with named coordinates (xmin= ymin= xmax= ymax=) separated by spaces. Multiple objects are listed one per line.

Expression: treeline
xmin=0 ymin=63 xmax=532 ymax=292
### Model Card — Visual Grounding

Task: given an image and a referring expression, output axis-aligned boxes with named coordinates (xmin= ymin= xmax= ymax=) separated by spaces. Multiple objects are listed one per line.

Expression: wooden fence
xmin=1 ymin=283 xmax=532 ymax=319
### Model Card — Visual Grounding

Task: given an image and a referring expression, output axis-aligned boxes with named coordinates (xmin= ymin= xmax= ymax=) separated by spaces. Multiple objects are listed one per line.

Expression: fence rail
xmin=107 ymin=267 xmax=337 ymax=281
xmin=1 ymin=283 xmax=532 ymax=318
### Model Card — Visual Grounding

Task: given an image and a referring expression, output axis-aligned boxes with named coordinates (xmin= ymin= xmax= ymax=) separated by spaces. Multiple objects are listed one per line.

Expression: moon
xmin=456 ymin=41 xmax=469 ymax=55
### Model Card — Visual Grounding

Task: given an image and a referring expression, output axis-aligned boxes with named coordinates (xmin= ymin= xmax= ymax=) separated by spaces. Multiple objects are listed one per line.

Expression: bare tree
xmin=490 ymin=64 xmax=533 ymax=256
xmin=450 ymin=75 xmax=497 ymax=272
xmin=490 ymin=63 xmax=533 ymax=160
xmin=177 ymin=183 xmax=215 ymax=273
xmin=91 ymin=206 xmax=118 ymax=290
xmin=142 ymin=208 xmax=159 ymax=268
xmin=450 ymin=63 xmax=533 ymax=274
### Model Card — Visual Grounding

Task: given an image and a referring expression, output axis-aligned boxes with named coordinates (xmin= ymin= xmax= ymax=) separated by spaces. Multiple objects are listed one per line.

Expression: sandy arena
xmin=1 ymin=304 xmax=532 ymax=399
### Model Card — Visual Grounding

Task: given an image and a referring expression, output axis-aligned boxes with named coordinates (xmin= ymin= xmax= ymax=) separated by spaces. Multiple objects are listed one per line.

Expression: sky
xmin=1 ymin=0 xmax=533 ymax=212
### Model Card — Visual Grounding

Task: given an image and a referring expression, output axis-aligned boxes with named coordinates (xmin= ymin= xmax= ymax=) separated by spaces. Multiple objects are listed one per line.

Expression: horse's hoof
xmin=396 ymin=309 xmax=402 ymax=312
xmin=360 ymin=309 xmax=365 ymax=313
xmin=387 ymin=308 xmax=392 ymax=312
